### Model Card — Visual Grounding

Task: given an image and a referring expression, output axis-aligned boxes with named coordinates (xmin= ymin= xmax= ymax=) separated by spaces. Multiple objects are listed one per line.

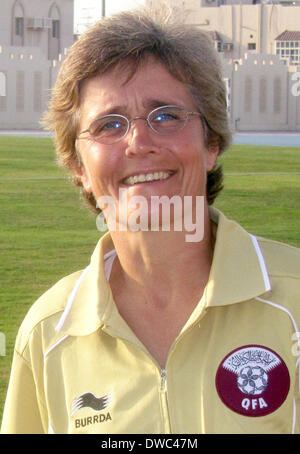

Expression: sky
xmin=74 ymin=0 xmax=146 ymax=33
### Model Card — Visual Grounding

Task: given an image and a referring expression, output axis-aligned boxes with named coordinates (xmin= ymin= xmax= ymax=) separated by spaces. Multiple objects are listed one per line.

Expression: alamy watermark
xmin=291 ymin=332 xmax=300 ymax=358
xmin=291 ymin=72 xmax=300 ymax=97
xmin=0 ymin=72 xmax=6 ymax=97
xmin=0 ymin=332 xmax=6 ymax=356
xmin=96 ymin=189 xmax=205 ymax=242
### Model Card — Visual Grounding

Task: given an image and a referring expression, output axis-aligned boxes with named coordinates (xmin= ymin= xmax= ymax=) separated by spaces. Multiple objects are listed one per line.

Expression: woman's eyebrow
xmin=143 ymin=99 xmax=179 ymax=110
xmin=93 ymin=105 xmax=127 ymax=117
xmin=92 ymin=99 xmax=180 ymax=120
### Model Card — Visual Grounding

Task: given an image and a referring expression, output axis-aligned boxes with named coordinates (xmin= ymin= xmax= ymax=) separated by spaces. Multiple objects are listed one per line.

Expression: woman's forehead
xmin=79 ymin=57 xmax=194 ymax=111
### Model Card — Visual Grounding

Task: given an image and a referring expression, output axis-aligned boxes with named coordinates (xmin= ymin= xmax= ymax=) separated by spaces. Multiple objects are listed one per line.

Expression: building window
xmin=248 ymin=43 xmax=256 ymax=50
xmin=15 ymin=17 xmax=24 ymax=36
xmin=275 ymin=40 xmax=300 ymax=64
xmin=273 ymin=77 xmax=281 ymax=114
xmin=48 ymin=4 xmax=61 ymax=60
xmin=33 ymin=72 xmax=42 ymax=112
xmin=16 ymin=71 xmax=25 ymax=112
xmin=244 ymin=76 xmax=252 ymax=113
xmin=259 ymin=77 xmax=267 ymax=114
xmin=12 ymin=2 xmax=25 ymax=46
xmin=52 ymin=20 xmax=60 ymax=39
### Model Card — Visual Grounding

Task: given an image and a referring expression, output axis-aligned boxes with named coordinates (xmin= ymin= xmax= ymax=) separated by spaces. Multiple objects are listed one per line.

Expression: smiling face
xmin=75 ymin=57 xmax=219 ymax=228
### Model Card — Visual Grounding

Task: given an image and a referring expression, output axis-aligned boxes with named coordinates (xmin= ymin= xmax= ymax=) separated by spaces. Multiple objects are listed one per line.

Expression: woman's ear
xmin=206 ymin=143 xmax=219 ymax=172
xmin=71 ymin=156 xmax=93 ymax=194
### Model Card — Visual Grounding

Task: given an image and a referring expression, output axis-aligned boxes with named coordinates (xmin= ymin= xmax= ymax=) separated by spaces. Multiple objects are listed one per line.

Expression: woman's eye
xmin=92 ymin=118 xmax=125 ymax=135
xmin=152 ymin=107 xmax=184 ymax=123
xmin=154 ymin=113 xmax=177 ymax=122
xmin=102 ymin=120 xmax=123 ymax=130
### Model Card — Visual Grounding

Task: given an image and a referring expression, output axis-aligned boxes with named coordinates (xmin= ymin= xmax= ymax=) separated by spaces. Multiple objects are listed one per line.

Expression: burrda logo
xmin=71 ymin=390 xmax=113 ymax=416
xmin=215 ymin=345 xmax=290 ymax=417
xmin=71 ymin=391 xmax=113 ymax=429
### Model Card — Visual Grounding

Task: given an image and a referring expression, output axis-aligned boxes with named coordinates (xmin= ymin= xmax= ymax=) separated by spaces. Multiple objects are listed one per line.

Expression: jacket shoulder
xmin=258 ymin=237 xmax=300 ymax=279
xmin=15 ymin=270 xmax=83 ymax=354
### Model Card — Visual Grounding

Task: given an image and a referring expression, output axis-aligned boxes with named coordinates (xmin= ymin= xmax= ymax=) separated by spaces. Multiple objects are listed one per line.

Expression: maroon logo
xmin=215 ymin=345 xmax=290 ymax=417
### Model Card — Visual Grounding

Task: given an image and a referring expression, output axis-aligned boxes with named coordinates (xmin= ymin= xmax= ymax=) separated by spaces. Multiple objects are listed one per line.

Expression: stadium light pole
xmin=102 ymin=0 xmax=105 ymax=17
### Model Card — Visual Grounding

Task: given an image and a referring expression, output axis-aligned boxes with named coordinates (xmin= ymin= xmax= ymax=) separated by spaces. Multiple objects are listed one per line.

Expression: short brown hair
xmin=43 ymin=6 xmax=232 ymax=212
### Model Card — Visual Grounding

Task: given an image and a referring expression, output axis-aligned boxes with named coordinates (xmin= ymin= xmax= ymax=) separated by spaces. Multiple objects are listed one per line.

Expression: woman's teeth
xmin=124 ymin=171 xmax=171 ymax=185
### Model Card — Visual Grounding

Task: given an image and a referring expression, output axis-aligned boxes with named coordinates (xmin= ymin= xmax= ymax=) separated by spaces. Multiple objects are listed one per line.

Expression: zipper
xmin=161 ymin=368 xmax=167 ymax=392
xmin=103 ymin=307 xmax=207 ymax=434
xmin=157 ymin=310 xmax=208 ymax=434
xmin=160 ymin=367 xmax=171 ymax=433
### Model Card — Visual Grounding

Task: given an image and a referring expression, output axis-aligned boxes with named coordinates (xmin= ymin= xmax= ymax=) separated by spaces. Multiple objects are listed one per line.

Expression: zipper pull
xmin=161 ymin=368 xmax=167 ymax=392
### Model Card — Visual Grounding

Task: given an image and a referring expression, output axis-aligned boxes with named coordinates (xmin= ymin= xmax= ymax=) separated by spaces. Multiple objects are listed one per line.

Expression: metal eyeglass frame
xmin=76 ymin=105 xmax=202 ymax=145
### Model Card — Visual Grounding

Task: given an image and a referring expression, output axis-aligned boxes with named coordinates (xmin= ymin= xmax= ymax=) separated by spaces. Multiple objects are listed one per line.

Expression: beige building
xmin=0 ymin=0 xmax=74 ymax=130
xmin=1 ymin=0 xmax=299 ymax=131
xmin=152 ymin=0 xmax=300 ymax=59
xmin=222 ymin=53 xmax=300 ymax=131
xmin=172 ymin=0 xmax=300 ymax=64
xmin=148 ymin=0 xmax=300 ymax=131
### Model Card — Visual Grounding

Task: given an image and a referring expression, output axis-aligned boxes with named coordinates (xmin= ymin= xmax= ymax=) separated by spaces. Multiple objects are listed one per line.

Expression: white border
xmin=44 ymin=334 xmax=69 ymax=359
xmin=255 ymin=296 xmax=300 ymax=434
xmin=251 ymin=235 xmax=271 ymax=292
xmin=55 ymin=265 xmax=90 ymax=332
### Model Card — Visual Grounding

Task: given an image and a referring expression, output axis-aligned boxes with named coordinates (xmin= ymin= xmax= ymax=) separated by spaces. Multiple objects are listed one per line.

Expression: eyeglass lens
xmin=88 ymin=106 xmax=189 ymax=144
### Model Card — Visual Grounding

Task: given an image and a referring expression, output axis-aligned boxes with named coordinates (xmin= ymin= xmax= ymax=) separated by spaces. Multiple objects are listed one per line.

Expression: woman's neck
xmin=109 ymin=207 xmax=216 ymax=307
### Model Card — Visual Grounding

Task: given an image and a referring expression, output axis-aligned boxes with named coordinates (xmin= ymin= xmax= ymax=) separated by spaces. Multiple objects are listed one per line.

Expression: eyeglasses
xmin=77 ymin=105 xmax=201 ymax=145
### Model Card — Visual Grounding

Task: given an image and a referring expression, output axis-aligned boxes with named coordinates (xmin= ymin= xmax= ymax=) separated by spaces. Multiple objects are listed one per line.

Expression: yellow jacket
xmin=1 ymin=208 xmax=300 ymax=434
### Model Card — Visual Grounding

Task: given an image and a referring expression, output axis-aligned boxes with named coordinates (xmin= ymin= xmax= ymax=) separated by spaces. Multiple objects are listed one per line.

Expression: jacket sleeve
xmin=1 ymin=349 xmax=45 ymax=434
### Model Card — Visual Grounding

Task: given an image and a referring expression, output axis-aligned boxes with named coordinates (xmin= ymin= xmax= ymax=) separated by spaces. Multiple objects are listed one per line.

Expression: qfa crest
xmin=215 ymin=345 xmax=290 ymax=416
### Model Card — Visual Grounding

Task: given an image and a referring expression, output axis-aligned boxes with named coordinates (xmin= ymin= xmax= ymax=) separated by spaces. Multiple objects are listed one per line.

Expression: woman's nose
xmin=124 ymin=118 xmax=161 ymax=157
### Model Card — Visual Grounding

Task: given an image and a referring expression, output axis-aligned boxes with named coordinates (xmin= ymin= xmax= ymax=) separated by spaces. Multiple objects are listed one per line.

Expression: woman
xmin=2 ymin=7 xmax=300 ymax=434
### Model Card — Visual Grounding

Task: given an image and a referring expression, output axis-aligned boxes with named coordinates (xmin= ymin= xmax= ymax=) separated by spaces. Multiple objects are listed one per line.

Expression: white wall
xmin=0 ymin=0 xmax=74 ymax=129
xmin=223 ymin=53 xmax=300 ymax=131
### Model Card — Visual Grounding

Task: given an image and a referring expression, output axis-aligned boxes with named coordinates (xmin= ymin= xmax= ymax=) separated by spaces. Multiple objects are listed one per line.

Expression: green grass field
xmin=0 ymin=136 xmax=299 ymax=424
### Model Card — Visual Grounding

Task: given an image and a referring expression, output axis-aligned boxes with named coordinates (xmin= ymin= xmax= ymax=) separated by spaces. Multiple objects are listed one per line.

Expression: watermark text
xmin=291 ymin=72 xmax=300 ymax=97
xmin=96 ymin=190 xmax=205 ymax=242
xmin=0 ymin=332 xmax=6 ymax=356
xmin=0 ymin=72 xmax=6 ymax=97
xmin=291 ymin=332 xmax=300 ymax=357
